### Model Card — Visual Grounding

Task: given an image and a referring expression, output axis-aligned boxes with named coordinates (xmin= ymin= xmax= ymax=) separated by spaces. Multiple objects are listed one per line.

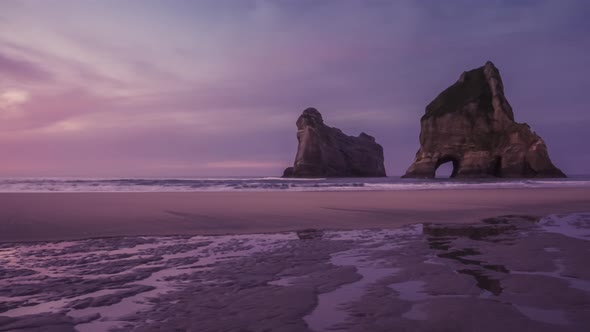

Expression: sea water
xmin=0 ymin=176 xmax=589 ymax=192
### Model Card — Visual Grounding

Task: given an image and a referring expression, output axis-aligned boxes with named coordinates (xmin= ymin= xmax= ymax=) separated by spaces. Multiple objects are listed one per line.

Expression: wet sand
xmin=1 ymin=187 xmax=589 ymax=242
xmin=1 ymin=215 xmax=588 ymax=331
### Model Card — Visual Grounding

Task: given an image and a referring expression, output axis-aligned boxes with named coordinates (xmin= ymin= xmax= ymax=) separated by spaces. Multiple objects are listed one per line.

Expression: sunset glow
xmin=0 ymin=1 xmax=588 ymax=176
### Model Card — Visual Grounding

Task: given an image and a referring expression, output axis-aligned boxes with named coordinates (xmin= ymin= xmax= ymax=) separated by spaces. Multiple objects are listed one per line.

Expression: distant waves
xmin=0 ymin=176 xmax=589 ymax=192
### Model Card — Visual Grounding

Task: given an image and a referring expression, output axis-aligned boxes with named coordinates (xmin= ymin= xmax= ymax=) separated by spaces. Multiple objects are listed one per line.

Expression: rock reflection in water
xmin=456 ymin=269 xmax=503 ymax=295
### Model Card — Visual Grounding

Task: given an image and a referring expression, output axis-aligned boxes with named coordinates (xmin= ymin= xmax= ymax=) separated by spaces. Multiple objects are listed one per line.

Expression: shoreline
xmin=1 ymin=176 xmax=589 ymax=194
xmin=1 ymin=184 xmax=590 ymax=194
xmin=1 ymin=187 xmax=589 ymax=243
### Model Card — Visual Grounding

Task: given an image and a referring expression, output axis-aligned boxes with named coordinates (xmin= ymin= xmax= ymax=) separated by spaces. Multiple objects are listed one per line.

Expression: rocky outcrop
xmin=403 ymin=61 xmax=565 ymax=178
xmin=283 ymin=108 xmax=386 ymax=178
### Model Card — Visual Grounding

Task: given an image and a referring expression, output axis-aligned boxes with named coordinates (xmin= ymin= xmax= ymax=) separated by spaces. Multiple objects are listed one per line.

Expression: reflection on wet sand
xmin=0 ymin=213 xmax=589 ymax=331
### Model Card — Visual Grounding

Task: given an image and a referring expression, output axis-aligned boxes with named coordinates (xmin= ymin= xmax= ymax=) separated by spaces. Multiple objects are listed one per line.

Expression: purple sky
xmin=0 ymin=0 xmax=589 ymax=177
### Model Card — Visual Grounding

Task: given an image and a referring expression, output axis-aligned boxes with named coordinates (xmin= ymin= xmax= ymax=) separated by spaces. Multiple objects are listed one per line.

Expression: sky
xmin=0 ymin=0 xmax=589 ymax=177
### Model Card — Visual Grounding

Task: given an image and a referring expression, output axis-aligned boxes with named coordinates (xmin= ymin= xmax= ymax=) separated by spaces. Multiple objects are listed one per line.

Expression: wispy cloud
xmin=0 ymin=52 xmax=53 ymax=83
xmin=0 ymin=0 xmax=588 ymax=176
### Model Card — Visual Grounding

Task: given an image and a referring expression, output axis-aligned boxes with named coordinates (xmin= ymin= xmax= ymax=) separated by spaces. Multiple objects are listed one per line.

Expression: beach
xmin=1 ymin=187 xmax=589 ymax=242
xmin=1 ymin=211 xmax=589 ymax=331
xmin=1 ymin=187 xmax=590 ymax=331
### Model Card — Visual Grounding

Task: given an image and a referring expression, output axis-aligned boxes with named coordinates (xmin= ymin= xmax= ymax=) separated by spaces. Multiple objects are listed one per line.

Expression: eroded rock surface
xmin=404 ymin=61 xmax=565 ymax=178
xmin=283 ymin=108 xmax=386 ymax=178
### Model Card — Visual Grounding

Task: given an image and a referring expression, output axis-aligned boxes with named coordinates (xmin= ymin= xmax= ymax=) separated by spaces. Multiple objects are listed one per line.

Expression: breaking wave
xmin=0 ymin=176 xmax=589 ymax=192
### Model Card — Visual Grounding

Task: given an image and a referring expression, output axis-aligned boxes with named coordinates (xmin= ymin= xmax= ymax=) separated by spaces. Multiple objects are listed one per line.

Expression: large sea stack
xmin=283 ymin=108 xmax=386 ymax=178
xmin=403 ymin=61 xmax=565 ymax=179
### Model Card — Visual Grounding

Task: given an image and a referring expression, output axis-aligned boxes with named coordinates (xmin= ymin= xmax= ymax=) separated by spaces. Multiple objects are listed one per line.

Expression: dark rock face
xmin=283 ymin=108 xmax=386 ymax=178
xmin=404 ymin=61 xmax=565 ymax=178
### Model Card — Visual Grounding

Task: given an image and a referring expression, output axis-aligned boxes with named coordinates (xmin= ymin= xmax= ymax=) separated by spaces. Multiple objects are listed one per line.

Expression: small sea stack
xmin=403 ymin=61 xmax=565 ymax=179
xmin=283 ymin=108 xmax=386 ymax=178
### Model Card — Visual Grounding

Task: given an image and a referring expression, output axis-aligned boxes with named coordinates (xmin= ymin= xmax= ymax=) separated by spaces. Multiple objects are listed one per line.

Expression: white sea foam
xmin=0 ymin=176 xmax=589 ymax=192
xmin=538 ymin=213 xmax=590 ymax=241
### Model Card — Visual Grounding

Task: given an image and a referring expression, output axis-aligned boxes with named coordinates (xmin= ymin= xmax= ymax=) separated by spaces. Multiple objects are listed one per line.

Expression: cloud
xmin=0 ymin=88 xmax=29 ymax=111
xmin=0 ymin=52 xmax=53 ymax=83
xmin=0 ymin=0 xmax=588 ymax=176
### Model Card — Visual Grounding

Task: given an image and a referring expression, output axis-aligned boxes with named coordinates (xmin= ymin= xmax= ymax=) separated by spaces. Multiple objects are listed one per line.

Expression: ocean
xmin=1 ymin=176 xmax=589 ymax=192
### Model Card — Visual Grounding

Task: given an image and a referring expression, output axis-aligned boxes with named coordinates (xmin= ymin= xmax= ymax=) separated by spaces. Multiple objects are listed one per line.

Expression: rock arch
xmin=403 ymin=61 xmax=565 ymax=179
xmin=435 ymin=156 xmax=460 ymax=178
